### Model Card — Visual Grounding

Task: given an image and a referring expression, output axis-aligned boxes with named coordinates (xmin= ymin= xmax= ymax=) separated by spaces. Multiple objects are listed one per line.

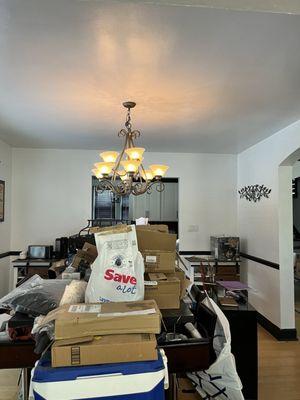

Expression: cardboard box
xmin=137 ymin=228 xmax=176 ymax=252
xmin=176 ymin=378 xmax=202 ymax=400
xmin=89 ymin=224 xmax=128 ymax=234
xmin=72 ymin=242 xmax=98 ymax=268
xmin=142 ymin=250 xmax=176 ymax=273
xmin=41 ymin=300 xmax=161 ymax=340
xmin=52 ymin=333 xmax=157 ymax=367
xmin=136 ymin=224 xmax=169 ymax=233
xmin=144 ymin=273 xmax=180 ymax=309
xmin=174 ymin=268 xmax=191 ymax=299
xmin=137 ymin=228 xmax=177 ymax=273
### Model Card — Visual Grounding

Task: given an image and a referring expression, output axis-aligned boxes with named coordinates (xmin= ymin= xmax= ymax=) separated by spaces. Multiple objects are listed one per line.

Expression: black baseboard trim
xmin=0 ymin=251 xmax=21 ymax=259
xmin=240 ymin=252 xmax=280 ymax=270
xmin=257 ymin=311 xmax=298 ymax=341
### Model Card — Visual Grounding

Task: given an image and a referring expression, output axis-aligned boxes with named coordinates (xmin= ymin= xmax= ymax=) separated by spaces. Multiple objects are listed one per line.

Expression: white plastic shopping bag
xmin=187 ymin=296 xmax=244 ymax=400
xmin=85 ymin=225 xmax=144 ymax=303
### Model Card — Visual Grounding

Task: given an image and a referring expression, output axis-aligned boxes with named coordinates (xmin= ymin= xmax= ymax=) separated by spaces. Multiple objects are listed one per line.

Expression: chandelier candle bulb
xmin=149 ymin=165 xmax=169 ymax=178
xmin=125 ymin=147 xmax=145 ymax=161
xmin=100 ymin=151 xmax=119 ymax=163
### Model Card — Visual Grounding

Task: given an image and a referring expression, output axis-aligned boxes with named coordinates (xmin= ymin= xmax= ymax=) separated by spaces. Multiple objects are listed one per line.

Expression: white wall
xmin=238 ymin=119 xmax=300 ymax=329
xmin=0 ymin=138 xmax=12 ymax=296
xmin=11 ymin=149 xmax=237 ymax=252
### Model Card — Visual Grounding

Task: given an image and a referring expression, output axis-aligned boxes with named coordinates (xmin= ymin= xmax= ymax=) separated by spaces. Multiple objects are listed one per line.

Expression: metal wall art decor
xmin=238 ymin=184 xmax=271 ymax=202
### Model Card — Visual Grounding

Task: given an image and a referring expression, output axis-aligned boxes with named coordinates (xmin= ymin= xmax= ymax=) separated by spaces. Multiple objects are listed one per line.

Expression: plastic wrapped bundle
xmin=0 ymin=275 xmax=71 ymax=317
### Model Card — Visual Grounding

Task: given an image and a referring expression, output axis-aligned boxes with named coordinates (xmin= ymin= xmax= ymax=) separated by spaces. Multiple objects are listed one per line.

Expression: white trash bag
xmin=187 ymin=296 xmax=244 ymax=400
xmin=85 ymin=225 xmax=144 ymax=303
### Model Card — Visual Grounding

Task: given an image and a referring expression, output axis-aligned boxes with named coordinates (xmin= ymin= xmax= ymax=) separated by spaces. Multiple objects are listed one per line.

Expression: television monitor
xmin=28 ymin=245 xmax=50 ymax=259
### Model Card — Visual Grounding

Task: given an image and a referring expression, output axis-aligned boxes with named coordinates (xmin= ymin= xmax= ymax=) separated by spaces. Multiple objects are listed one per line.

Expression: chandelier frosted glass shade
xmin=94 ymin=162 xmax=115 ymax=176
xmin=125 ymin=147 xmax=145 ymax=161
xmin=92 ymin=102 xmax=169 ymax=196
xmin=149 ymin=165 xmax=169 ymax=178
xmin=100 ymin=151 xmax=119 ymax=163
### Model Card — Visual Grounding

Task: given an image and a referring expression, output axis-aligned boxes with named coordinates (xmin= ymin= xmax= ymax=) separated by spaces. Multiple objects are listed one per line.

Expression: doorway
xmin=91 ymin=177 xmax=179 ymax=234
xmin=292 ymin=163 xmax=300 ymax=333
xmin=278 ymin=149 xmax=300 ymax=336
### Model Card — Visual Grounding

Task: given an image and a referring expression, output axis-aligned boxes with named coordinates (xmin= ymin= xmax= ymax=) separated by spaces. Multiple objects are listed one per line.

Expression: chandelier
xmin=92 ymin=101 xmax=169 ymax=196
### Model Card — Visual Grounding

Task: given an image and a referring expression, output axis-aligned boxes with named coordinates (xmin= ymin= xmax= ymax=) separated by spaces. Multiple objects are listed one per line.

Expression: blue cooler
xmin=31 ymin=352 xmax=166 ymax=400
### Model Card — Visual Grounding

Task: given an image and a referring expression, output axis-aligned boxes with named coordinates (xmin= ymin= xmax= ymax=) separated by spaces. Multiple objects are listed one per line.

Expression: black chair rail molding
xmin=238 ymin=184 xmax=271 ymax=202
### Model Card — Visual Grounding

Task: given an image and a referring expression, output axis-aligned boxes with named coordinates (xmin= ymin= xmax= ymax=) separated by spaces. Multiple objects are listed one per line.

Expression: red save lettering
xmin=104 ymin=269 xmax=137 ymax=285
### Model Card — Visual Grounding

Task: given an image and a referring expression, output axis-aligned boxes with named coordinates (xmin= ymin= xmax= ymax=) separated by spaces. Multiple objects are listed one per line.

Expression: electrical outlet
xmin=188 ymin=225 xmax=199 ymax=232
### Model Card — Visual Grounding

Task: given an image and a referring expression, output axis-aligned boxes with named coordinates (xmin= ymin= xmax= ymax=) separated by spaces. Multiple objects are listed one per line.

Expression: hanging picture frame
xmin=0 ymin=180 xmax=4 ymax=222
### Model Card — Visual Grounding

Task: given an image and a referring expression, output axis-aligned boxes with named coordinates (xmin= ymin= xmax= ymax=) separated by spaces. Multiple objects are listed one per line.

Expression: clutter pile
xmin=0 ymin=224 xmax=189 ymax=399
xmin=0 ymin=223 xmax=244 ymax=400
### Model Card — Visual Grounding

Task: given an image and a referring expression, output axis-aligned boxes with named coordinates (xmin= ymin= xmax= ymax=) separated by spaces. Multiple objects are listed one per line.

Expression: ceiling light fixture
xmin=92 ymin=101 xmax=169 ymax=196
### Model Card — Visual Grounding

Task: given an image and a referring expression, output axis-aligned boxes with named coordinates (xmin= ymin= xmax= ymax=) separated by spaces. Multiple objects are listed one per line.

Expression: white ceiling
xmin=0 ymin=0 xmax=299 ymax=153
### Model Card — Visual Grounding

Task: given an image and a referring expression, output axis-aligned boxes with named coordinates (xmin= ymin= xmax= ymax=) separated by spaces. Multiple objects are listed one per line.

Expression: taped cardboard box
xmin=144 ymin=273 xmax=180 ymax=309
xmin=40 ymin=300 xmax=161 ymax=340
xmin=136 ymin=228 xmax=176 ymax=251
xmin=142 ymin=250 xmax=176 ymax=273
xmin=136 ymin=228 xmax=176 ymax=273
xmin=52 ymin=333 xmax=158 ymax=367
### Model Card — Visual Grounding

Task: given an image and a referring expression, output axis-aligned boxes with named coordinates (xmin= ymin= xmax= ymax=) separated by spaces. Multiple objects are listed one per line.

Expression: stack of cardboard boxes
xmin=43 ymin=224 xmax=188 ymax=369
xmin=137 ymin=225 xmax=188 ymax=310
xmin=39 ymin=300 xmax=161 ymax=368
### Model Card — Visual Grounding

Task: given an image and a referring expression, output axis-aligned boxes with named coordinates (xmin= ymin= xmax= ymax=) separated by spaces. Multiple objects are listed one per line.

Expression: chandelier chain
xmin=125 ymin=107 xmax=132 ymax=131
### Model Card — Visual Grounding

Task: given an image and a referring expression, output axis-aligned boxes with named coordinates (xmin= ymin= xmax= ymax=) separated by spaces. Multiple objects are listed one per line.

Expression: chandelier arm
xmin=96 ymin=179 xmax=116 ymax=193
xmin=112 ymin=132 xmax=130 ymax=180
xmin=131 ymin=130 xmax=141 ymax=139
xmin=118 ymin=129 xmax=127 ymax=138
xmin=139 ymin=163 xmax=149 ymax=185
xmin=97 ymin=178 xmax=130 ymax=196
xmin=146 ymin=180 xmax=164 ymax=194
xmin=132 ymin=181 xmax=149 ymax=196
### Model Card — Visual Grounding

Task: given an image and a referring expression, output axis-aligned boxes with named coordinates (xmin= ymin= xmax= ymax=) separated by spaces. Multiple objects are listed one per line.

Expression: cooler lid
xmin=33 ymin=351 xmax=163 ymax=383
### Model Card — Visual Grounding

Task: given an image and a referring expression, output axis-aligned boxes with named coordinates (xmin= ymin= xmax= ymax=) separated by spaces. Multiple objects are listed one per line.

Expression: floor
xmin=0 ymin=325 xmax=299 ymax=400
xmin=0 ymin=368 xmax=19 ymax=400
xmin=294 ymin=279 xmax=300 ymax=334
xmin=258 ymin=322 xmax=300 ymax=400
